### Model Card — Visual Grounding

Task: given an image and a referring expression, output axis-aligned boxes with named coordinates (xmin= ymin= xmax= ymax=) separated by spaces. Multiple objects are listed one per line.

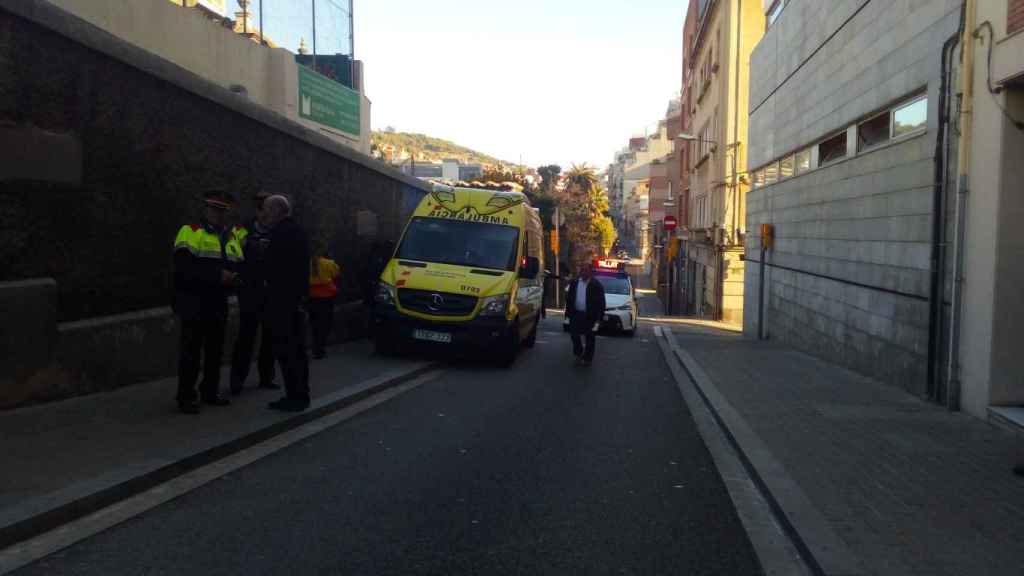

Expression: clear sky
xmin=354 ymin=0 xmax=687 ymax=170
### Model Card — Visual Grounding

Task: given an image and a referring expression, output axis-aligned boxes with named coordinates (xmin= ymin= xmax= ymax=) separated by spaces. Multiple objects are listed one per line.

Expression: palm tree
xmin=563 ymin=163 xmax=599 ymax=196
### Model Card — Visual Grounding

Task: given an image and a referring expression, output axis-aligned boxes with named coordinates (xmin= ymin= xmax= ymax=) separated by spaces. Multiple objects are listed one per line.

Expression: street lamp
xmin=677 ymin=133 xmax=739 ymax=149
xmin=675 ymin=133 xmax=703 ymax=143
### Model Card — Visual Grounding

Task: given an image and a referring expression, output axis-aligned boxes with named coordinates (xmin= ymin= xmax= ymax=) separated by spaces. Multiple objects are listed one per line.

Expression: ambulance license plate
xmin=413 ymin=329 xmax=452 ymax=344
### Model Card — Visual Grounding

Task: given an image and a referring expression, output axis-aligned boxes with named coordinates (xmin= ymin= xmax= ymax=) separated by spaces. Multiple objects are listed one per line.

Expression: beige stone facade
xmin=682 ymin=0 xmax=764 ymax=325
xmin=956 ymin=0 xmax=1024 ymax=419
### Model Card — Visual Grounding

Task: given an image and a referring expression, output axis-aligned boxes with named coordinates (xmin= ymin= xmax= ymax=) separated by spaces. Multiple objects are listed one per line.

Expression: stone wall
xmin=0 ymin=1 xmax=427 ymax=321
xmin=743 ymin=0 xmax=961 ymax=395
xmin=0 ymin=1 xmax=428 ymax=407
xmin=0 ymin=282 xmax=369 ymax=409
xmin=748 ymin=0 xmax=958 ymax=167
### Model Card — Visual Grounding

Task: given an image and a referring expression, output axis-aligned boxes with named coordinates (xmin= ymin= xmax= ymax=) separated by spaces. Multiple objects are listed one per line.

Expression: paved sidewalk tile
xmin=671 ymin=325 xmax=1024 ymax=576
xmin=0 ymin=340 xmax=423 ymax=531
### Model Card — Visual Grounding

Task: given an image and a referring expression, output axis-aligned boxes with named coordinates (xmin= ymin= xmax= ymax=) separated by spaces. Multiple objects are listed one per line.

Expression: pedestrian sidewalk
xmin=0 ymin=339 xmax=434 ymax=549
xmin=665 ymin=322 xmax=1024 ymax=576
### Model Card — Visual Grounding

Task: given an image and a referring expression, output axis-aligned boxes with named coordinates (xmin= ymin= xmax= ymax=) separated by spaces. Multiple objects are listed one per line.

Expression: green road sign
xmin=298 ymin=65 xmax=360 ymax=137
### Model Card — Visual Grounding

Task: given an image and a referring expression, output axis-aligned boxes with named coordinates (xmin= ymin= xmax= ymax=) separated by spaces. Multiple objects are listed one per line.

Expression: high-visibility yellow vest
xmin=232 ymin=224 xmax=249 ymax=246
xmin=174 ymin=224 xmax=243 ymax=263
xmin=309 ymin=257 xmax=340 ymax=299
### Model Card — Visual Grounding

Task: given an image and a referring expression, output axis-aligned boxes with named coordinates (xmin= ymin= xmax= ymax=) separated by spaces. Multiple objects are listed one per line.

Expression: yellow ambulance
xmin=372 ymin=184 xmax=545 ymax=366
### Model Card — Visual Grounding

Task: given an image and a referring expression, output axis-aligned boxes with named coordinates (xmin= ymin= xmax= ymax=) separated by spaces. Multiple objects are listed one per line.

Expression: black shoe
xmin=202 ymin=396 xmax=231 ymax=407
xmin=582 ymin=358 xmax=593 ymax=367
xmin=280 ymin=399 xmax=310 ymax=412
xmin=312 ymin=351 xmax=326 ymax=360
xmin=1014 ymin=466 xmax=1024 ymax=477
xmin=230 ymin=383 xmax=243 ymax=396
xmin=258 ymin=381 xmax=281 ymax=390
xmin=178 ymin=402 xmax=200 ymax=415
xmin=269 ymin=398 xmax=309 ymax=412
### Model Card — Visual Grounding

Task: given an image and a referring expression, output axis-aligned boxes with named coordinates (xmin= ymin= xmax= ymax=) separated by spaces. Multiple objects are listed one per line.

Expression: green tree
xmin=537 ymin=165 xmax=562 ymax=195
xmin=559 ymin=164 xmax=616 ymax=266
xmin=563 ymin=163 xmax=599 ymax=194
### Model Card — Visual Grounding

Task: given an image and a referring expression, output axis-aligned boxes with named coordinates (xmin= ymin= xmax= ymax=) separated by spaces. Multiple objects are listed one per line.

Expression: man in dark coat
xmin=565 ymin=261 xmax=606 ymax=366
xmin=229 ymin=191 xmax=278 ymax=394
xmin=262 ymin=195 xmax=311 ymax=412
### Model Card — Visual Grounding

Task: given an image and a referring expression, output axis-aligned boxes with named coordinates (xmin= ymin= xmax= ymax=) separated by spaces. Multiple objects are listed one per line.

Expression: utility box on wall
xmin=760 ymin=223 xmax=774 ymax=250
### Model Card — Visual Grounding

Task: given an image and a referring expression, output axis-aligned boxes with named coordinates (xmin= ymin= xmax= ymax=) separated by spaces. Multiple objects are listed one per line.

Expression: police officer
xmin=173 ymin=191 xmax=243 ymax=414
xmin=229 ymin=191 xmax=279 ymax=394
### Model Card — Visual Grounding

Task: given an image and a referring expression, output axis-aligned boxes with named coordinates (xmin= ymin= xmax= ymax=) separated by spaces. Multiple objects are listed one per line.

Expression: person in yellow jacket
xmin=172 ymin=191 xmax=243 ymax=414
xmin=308 ymin=247 xmax=340 ymax=359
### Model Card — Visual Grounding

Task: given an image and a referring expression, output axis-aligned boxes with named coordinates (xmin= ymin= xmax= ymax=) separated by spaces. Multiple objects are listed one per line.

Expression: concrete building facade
xmin=612 ymin=123 xmax=674 ymax=260
xmin=743 ymin=0 xmax=961 ymax=397
xmin=46 ymin=0 xmax=372 ymax=155
xmin=682 ymin=0 xmax=764 ymax=325
xmin=672 ymin=0 xmax=699 ymax=315
xmin=954 ymin=0 xmax=1024 ymax=421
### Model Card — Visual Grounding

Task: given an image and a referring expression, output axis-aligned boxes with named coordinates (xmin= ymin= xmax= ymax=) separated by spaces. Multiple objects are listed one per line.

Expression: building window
xmin=795 ymin=148 xmax=811 ymax=173
xmin=750 ymin=94 xmax=928 ymax=186
xmin=858 ymin=111 xmax=891 ymax=151
xmin=697 ymin=121 xmax=715 ymax=161
xmin=767 ymin=0 xmax=787 ymax=28
xmin=752 ymin=168 xmax=765 ymax=189
xmin=779 ymin=155 xmax=795 ymax=179
xmin=893 ymin=96 xmax=928 ymax=137
xmin=817 ymin=132 xmax=848 ymax=165
xmin=716 ymin=28 xmax=721 ymax=66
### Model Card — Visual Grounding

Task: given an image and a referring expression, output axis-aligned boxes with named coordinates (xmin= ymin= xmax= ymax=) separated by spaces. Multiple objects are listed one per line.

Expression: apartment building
xmin=681 ymin=0 xmax=764 ymax=325
xmin=955 ymin=0 xmax=1024 ymax=422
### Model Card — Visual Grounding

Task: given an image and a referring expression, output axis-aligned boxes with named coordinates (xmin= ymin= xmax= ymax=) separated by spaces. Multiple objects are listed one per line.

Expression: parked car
xmin=563 ymin=267 xmax=638 ymax=336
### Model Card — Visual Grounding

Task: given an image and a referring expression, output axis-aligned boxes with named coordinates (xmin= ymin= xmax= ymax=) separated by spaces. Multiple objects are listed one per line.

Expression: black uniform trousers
xmin=308 ymin=297 xmax=335 ymax=356
xmin=177 ymin=314 xmax=227 ymax=404
xmin=230 ymin=292 xmax=275 ymax=388
xmin=569 ymin=311 xmax=597 ymax=361
xmin=271 ymin=307 xmax=310 ymax=403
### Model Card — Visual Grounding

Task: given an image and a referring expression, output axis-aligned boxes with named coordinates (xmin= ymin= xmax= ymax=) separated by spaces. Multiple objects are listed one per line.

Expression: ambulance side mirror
xmin=519 ymin=256 xmax=540 ymax=279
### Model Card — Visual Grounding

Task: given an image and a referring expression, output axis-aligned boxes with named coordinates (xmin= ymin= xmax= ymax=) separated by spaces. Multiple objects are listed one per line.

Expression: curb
xmin=659 ymin=328 xmax=865 ymax=576
xmin=0 ymin=362 xmax=439 ymax=550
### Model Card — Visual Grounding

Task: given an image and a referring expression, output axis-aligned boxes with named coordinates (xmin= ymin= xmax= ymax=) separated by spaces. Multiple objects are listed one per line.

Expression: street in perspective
xmin=2 ymin=0 xmax=1024 ymax=575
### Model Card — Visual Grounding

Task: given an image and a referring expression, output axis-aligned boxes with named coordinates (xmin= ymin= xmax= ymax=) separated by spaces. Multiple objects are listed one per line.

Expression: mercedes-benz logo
xmin=428 ymin=293 xmax=445 ymax=312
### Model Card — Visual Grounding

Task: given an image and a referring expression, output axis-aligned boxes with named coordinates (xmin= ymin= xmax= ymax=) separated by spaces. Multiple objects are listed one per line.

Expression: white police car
xmin=563 ymin=267 xmax=638 ymax=336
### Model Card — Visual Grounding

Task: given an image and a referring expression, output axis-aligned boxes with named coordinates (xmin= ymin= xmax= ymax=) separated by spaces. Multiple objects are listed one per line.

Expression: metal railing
xmin=181 ymin=0 xmax=355 ymax=88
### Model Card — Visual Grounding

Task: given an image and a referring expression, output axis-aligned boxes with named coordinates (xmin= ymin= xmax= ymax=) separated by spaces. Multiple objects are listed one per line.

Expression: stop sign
xmin=664 ymin=215 xmax=678 ymax=230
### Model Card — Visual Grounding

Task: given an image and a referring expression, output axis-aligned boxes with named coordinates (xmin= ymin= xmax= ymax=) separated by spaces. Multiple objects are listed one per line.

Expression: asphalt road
xmin=16 ymin=299 xmax=762 ymax=575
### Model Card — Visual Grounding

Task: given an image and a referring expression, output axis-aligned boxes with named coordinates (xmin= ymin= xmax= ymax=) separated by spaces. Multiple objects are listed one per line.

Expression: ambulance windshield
xmin=396 ymin=217 xmax=520 ymax=271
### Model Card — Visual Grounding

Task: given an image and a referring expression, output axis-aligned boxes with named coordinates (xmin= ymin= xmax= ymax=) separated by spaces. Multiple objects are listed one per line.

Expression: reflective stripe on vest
xmin=174 ymin=225 xmax=244 ymax=263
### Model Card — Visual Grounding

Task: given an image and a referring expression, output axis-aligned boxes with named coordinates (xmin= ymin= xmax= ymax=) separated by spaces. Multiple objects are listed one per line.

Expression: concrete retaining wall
xmin=0 ymin=1 xmax=426 ymax=407
xmin=0 ymin=278 xmax=367 ymax=409
xmin=0 ymin=1 xmax=427 ymax=322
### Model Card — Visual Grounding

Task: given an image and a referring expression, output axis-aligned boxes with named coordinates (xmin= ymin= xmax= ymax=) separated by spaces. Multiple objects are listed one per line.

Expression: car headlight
xmin=374 ymin=281 xmax=396 ymax=307
xmin=612 ymin=304 xmax=633 ymax=311
xmin=478 ymin=294 xmax=509 ymax=317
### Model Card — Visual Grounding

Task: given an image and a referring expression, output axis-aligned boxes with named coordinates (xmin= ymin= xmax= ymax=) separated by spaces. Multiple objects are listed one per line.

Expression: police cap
xmin=202 ymin=190 xmax=235 ymax=210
